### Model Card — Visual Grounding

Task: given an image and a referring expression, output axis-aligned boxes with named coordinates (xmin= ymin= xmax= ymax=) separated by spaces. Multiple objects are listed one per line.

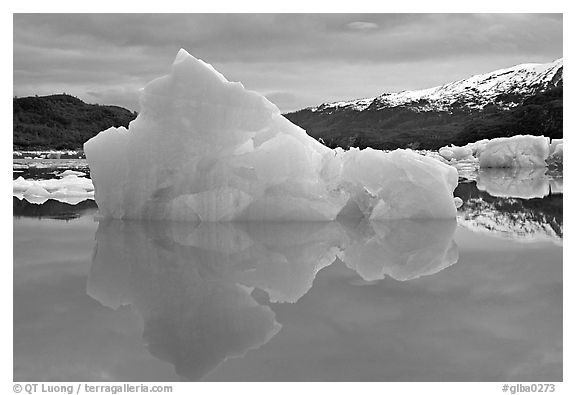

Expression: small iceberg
xmin=13 ymin=175 xmax=94 ymax=205
xmin=438 ymin=136 xmax=562 ymax=169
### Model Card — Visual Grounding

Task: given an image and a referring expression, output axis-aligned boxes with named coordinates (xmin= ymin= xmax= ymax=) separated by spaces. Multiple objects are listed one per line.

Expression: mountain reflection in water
xmin=453 ymin=167 xmax=562 ymax=243
xmin=88 ymin=218 xmax=458 ymax=380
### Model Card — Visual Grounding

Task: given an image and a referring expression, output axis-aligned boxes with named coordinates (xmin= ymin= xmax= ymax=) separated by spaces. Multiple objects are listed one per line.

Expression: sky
xmin=13 ymin=13 xmax=563 ymax=112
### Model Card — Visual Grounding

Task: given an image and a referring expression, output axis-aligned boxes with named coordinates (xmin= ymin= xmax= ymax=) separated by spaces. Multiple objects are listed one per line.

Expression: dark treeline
xmin=13 ymin=88 xmax=562 ymax=151
xmin=13 ymin=94 xmax=137 ymax=150
xmin=285 ymin=86 xmax=563 ymax=150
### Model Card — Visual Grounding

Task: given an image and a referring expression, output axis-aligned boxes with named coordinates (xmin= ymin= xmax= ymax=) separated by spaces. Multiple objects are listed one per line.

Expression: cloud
xmin=13 ymin=14 xmax=562 ymax=112
xmin=263 ymin=91 xmax=300 ymax=110
xmin=86 ymin=87 xmax=142 ymax=111
xmin=347 ymin=21 xmax=379 ymax=31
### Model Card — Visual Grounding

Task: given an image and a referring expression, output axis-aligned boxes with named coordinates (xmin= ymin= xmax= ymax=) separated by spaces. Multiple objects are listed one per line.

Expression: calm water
xmin=13 ymin=164 xmax=563 ymax=382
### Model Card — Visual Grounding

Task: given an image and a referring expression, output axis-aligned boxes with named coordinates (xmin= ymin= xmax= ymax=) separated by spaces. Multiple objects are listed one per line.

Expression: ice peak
xmin=174 ymin=48 xmax=193 ymax=64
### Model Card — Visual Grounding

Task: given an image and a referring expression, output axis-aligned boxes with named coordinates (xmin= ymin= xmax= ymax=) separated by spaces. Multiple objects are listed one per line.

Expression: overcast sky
xmin=13 ymin=13 xmax=563 ymax=112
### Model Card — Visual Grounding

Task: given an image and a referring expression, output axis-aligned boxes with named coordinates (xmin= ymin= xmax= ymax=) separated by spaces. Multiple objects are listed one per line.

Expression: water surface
xmin=13 ymin=163 xmax=562 ymax=382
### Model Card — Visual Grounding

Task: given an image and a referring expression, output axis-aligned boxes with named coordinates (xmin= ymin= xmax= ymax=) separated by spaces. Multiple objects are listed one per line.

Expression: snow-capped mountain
xmin=285 ymin=58 xmax=563 ymax=150
xmin=308 ymin=58 xmax=563 ymax=114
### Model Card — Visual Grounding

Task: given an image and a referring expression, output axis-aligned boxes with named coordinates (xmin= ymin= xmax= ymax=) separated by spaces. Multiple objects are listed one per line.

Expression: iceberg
xmin=85 ymin=49 xmax=458 ymax=221
xmin=439 ymin=145 xmax=474 ymax=161
xmin=57 ymin=169 xmax=86 ymax=178
xmin=335 ymin=148 xmax=458 ymax=220
xmin=438 ymin=139 xmax=489 ymax=163
xmin=478 ymin=135 xmax=550 ymax=168
xmin=13 ymin=175 xmax=94 ymax=205
xmin=467 ymin=139 xmax=490 ymax=157
xmin=438 ymin=135 xmax=562 ymax=171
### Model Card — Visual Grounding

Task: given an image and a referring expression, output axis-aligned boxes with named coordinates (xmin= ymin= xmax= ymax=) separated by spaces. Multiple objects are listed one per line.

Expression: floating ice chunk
xmin=467 ymin=139 xmax=489 ymax=157
xmin=476 ymin=168 xmax=550 ymax=199
xmin=437 ymin=143 xmax=480 ymax=179
xmin=438 ymin=147 xmax=454 ymax=161
xmin=13 ymin=176 xmax=34 ymax=192
xmin=57 ymin=169 xmax=86 ymax=178
xmin=478 ymin=135 xmax=550 ymax=168
xmin=40 ymin=175 xmax=94 ymax=193
xmin=13 ymin=175 xmax=94 ymax=205
xmin=438 ymin=145 xmax=474 ymax=161
xmin=436 ymin=136 xmax=557 ymax=172
xmin=23 ymin=184 xmax=51 ymax=197
xmin=21 ymin=184 xmax=51 ymax=205
xmin=85 ymin=49 xmax=458 ymax=221
xmin=454 ymin=197 xmax=463 ymax=208
xmin=336 ymin=148 xmax=458 ymax=220
xmin=452 ymin=146 xmax=473 ymax=160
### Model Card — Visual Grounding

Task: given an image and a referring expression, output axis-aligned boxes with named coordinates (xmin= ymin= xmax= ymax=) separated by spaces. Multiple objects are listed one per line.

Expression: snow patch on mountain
xmin=308 ymin=58 xmax=563 ymax=114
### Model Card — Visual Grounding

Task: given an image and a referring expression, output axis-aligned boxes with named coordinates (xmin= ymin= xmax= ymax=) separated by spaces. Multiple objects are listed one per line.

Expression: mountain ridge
xmin=13 ymin=59 xmax=563 ymax=151
xmin=285 ymin=58 xmax=563 ymax=150
xmin=306 ymin=58 xmax=563 ymax=113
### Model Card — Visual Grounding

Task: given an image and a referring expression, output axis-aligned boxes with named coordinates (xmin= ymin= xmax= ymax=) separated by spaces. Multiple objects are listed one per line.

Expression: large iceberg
xmin=85 ymin=49 xmax=458 ymax=221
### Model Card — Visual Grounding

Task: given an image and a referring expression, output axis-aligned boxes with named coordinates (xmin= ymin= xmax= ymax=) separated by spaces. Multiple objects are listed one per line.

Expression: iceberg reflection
xmin=88 ymin=220 xmax=282 ymax=381
xmin=455 ymin=181 xmax=563 ymax=243
xmin=549 ymin=177 xmax=563 ymax=195
xmin=87 ymin=218 xmax=458 ymax=380
xmin=476 ymin=168 xmax=560 ymax=199
xmin=340 ymin=220 xmax=458 ymax=281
